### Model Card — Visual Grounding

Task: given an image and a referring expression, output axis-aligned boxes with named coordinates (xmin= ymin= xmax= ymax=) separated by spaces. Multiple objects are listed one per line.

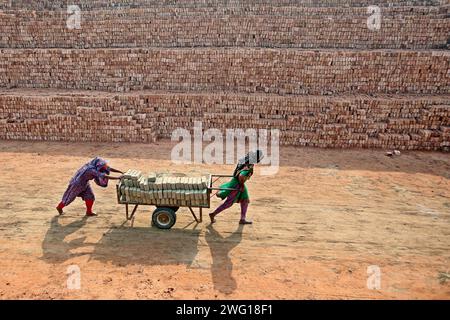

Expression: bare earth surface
xmin=0 ymin=140 xmax=449 ymax=299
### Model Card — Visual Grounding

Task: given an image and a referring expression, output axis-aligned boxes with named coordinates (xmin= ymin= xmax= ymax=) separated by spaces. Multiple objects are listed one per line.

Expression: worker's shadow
xmin=41 ymin=215 xmax=201 ymax=267
xmin=41 ymin=216 xmax=89 ymax=264
xmin=91 ymin=223 xmax=201 ymax=267
xmin=205 ymin=224 xmax=244 ymax=295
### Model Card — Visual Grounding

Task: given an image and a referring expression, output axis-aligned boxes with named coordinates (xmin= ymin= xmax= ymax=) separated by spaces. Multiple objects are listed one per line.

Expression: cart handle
xmin=208 ymin=174 xmax=238 ymax=192
xmin=210 ymin=174 xmax=234 ymax=178
xmin=208 ymin=187 xmax=240 ymax=191
xmin=209 ymin=174 xmax=234 ymax=185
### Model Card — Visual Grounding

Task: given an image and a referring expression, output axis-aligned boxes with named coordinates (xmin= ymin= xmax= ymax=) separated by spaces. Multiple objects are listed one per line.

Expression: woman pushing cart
xmin=56 ymin=157 xmax=124 ymax=217
xmin=209 ymin=150 xmax=264 ymax=225
xmin=56 ymin=150 xmax=263 ymax=228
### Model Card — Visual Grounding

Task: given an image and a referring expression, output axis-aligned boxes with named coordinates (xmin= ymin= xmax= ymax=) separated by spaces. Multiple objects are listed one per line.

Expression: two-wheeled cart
xmin=116 ymin=174 xmax=235 ymax=229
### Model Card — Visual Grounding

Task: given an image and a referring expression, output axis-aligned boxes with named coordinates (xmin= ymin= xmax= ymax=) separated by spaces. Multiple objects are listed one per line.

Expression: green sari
xmin=217 ymin=167 xmax=253 ymax=203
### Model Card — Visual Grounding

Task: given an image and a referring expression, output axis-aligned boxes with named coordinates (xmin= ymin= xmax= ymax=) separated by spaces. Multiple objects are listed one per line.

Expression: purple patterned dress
xmin=61 ymin=157 xmax=110 ymax=206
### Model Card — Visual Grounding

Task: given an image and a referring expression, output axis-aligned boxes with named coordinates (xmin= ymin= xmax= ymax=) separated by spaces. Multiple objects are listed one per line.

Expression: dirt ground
xmin=0 ymin=140 xmax=448 ymax=300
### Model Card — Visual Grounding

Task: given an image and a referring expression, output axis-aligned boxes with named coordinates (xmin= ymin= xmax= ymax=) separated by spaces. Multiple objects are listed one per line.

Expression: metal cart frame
xmin=116 ymin=174 xmax=237 ymax=228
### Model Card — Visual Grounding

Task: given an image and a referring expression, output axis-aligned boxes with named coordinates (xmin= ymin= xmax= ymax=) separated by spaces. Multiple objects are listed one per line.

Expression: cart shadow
xmin=41 ymin=215 xmax=201 ymax=266
xmin=90 ymin=224 xmax=201 ymax=266
xmin=205 ymin=224 xmax=244 ymax=295
xmin=42 ymin=214 xmax=243 ymax=295
xmin=41 ymin=216 xmax=90 ymax=264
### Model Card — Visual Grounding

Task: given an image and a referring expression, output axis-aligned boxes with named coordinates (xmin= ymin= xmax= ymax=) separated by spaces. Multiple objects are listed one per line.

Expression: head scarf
xmin=69 ymin=157 xmax=110 ymax=185
xmin=233 ymin=150 xmax=264 ymax=177
xmin=89 ymin=157 xmax=110 ymax=173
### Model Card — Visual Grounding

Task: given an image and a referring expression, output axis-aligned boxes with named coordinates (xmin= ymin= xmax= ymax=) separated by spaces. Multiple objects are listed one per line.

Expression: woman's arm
xmin=109 ymin=167 xmax=124 ymax=174
xmin=105 ymin=175 xmax=123 ymax=180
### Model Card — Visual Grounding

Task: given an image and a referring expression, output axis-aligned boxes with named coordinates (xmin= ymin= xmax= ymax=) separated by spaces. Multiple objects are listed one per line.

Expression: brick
xmin=118 ymin=172 xmax=209 ymax=206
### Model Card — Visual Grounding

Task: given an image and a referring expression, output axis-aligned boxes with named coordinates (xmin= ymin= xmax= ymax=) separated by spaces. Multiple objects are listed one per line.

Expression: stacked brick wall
xmin=1 ymin=0 xmax=445 ymax=10
xmin=1 ymin=49 xmax=448 ymax=95
xmin=0 ymin=90 xmax=158 ymax=142
xmin=1 ymin=90 xmax=448 ymax=150
xmin=1 ymin=7 xmax=448 ymax=49
xmin=0 ymin=1 xmax=448 ymax=151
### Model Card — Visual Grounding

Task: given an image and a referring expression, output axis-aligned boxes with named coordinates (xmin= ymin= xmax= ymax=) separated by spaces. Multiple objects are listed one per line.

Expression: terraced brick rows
xmin=1 ymin=7 xmax=448 ymax=49
xmin=1 ymin=49 xmax=448 ymax=94
xmin=1 ymin=89 xmax=448 ymax=150
xmin=1 ymin=0 xmax=445 ymax=10
xmin=0 ymin=0 xmax=449 ymax=150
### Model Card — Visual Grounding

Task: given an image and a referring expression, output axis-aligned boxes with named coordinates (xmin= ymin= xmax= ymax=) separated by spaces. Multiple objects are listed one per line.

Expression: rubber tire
xmin=152 ymin=207 xmax=177 ymax=229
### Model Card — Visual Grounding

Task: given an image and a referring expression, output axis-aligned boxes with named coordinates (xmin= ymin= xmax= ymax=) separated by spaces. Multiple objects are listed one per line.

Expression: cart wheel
xmin=152 ymin=207 xmax=176 ymax=229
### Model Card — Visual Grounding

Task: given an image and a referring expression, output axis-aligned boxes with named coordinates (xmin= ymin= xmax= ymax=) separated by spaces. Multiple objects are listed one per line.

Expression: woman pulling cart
xmin=209 ymin=150 xmax=264 ymax=225
xmin=56 ymin=157 xmax=124 ymax=217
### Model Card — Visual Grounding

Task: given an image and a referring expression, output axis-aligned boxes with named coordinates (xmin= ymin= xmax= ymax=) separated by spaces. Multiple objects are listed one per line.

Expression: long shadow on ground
xmin=205 ymin=224 xmax=244 ymax=295
xmin=41 ymin=216 xmax=89 ymax=264
xmin=42 ymin=216 xmax=201 ymax=267
xmin=41 ymin=214 xmax=248 ymax=295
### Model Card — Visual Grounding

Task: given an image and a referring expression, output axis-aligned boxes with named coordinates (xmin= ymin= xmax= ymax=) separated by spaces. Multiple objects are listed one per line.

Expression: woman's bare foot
xmin=239 ymin=219 xmax=252 ymax=225
xmin=86 ymin=212 xmax=98 ymax=217
xmin=209 ymin=213 xmax=216 ymax=224
xmin=56 ymin=207 xmax=64 ymax=215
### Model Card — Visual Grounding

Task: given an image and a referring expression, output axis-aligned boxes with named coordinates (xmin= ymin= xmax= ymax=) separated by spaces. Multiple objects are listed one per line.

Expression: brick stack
xmin=118 ymin=169 xmax=209 ymax=207
xmin=0 ymin=1 xmax=448 ymax=151
xmin=1 ymin=0 xmax=445 ymax=10
xmin=0 ymin=49 xmax=448 ymax=94
xmin=1 ymin=7 xmax=448 ymax=49
xmin=0 ymin=90 xmax=158 ymax=142
xmin=1 ymin=90 xmax=448 ymax=150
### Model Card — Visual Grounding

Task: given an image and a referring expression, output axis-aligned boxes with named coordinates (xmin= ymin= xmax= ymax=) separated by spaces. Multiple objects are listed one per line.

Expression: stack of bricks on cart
xmin=0 ymin=0 xmax=448 ymax=151
xmin=118 ymin=169 xmax=209 ymax=207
